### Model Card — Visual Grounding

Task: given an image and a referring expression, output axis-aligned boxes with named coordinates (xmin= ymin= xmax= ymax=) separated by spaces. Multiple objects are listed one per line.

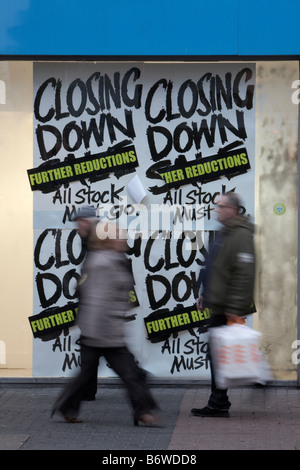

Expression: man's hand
xmin=197 ymin=296 xmax=205 ymax=311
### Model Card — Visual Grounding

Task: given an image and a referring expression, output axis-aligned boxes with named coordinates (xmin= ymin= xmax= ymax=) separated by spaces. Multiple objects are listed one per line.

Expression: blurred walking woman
xmin=51 ymin=222 xmax=159 ymax=426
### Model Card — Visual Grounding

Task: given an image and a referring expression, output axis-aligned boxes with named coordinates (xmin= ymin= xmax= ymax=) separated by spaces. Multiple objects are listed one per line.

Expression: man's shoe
xmin=191 ymin=406 xmax=229 ymax=417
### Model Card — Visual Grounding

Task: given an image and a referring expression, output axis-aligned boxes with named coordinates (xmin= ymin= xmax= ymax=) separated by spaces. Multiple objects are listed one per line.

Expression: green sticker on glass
xmin=273 ymin=202 xmax=286 ymax=215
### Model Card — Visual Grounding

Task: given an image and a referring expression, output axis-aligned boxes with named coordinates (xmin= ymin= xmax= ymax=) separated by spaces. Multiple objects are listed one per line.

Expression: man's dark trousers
xmin=207 ymin=314 xmax=231 ymax=410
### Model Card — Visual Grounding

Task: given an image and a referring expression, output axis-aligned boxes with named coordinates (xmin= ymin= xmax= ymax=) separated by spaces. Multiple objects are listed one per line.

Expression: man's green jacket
xmin=204 ymin=216 xmax=255 ymax=317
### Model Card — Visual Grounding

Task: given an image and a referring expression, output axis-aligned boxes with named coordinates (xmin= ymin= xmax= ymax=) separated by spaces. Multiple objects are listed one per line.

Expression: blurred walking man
xmin=191 ymin=192 xmax=255 ymax=417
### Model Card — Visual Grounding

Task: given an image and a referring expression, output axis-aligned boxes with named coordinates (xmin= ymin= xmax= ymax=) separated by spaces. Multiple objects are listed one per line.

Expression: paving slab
xmin=0 ymin=384 xmax=300 ymax=451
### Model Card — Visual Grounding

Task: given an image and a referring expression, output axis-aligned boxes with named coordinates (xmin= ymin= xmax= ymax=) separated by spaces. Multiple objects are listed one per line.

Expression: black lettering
xmin=55 ymin=79 xmax=70 ymax=120
xmin=217 ymin=110 xmax=247 ymax=144
xmin=174 ymin=122 xmax=194 ymax=153
xmin=178 ymin=80 xmax=198 ymax=118
xmin=66 ymin=230 xmax=86 ymax=265
xmin=36 ymin=124 xmax=62 ymax=160
xmin=166 ymin=81 xmax=180 ymax=121
xmin=81 ymin=116 xmax=105 ymax=148
xmin=86 ymin=72 xmax=101 ymax=115
xmin=172 ymin=272 xmax=191 ymax=302
xmin=144 ymin=233 xmax=164 ymax=273
xmin=216 ymin=72 xmax=233 ymax=111
xmin=62 ymin=353 xmax=80 ymax=372
xmin=106 ymin=110 xmax=135 ymax=143
xmin=192 ymin=115 xmax=217 ymax=150
xmin=55 ymin=229 xmax=69 ymax=268
xmin=147 ymin=126 xmax=173 ymax=161
xmin=104 ymin=72 xmax=121 ymax=110
xmin=121 ymin=67 xmax=143 ymax=109
xmin=176 ymin=232 xmax=197 ymax=268
xmin=62 ymin=205 xmax=77 ymax=224
xmin=34 ymin=77 xmax=56 ymax=123
xmin=66 ymin=78 xmax=87 ymax=117
xmin=197 ymin=73 xmax=212 ymax=117
xmin=233 ymin=68 xmax=254 ymax=110
xmin=146 ymin=161 xmax=170 ymax=195
xmin=164 ymin=237 xmax=179 ymax=271
xmin=145 ymin=79 xmax=167 ymax=124
xmin=34 ymin=229 xmax=56 ymax=271
xmin=36 ymin=272 xmax=62 ymax=308
xmin=62 ymin=269 xmax=80 ymax=299
xmin=63 ymin=121 xmax=82 ymax=152
xmin=146 ymin=274 xmax=171 ymax=310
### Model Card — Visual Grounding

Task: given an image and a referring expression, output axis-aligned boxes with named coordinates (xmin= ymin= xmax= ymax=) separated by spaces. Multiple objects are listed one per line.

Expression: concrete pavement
xmin=0 ymin=383 xmax=300 ymax=451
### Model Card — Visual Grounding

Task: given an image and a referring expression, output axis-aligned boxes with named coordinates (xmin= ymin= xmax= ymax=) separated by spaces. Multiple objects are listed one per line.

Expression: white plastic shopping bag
xmin=210 ymin=324 xmax=272 ymax=389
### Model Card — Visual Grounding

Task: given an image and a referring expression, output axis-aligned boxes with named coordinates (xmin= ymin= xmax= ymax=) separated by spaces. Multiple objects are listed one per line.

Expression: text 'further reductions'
xmin=28 ymin=303 xmax=78 ymax=338
xmin=144 ymin=305 xmax=211 ymax=342
xmin=28 ymin=145 xmax=139 ymax=191
xmin=157 ymin=147 xmax=251 ymax=189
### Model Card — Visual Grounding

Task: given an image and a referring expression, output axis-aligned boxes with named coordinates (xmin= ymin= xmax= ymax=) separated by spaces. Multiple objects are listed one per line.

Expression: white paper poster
xmin=29 ymin=62 xmax=256 ymax=378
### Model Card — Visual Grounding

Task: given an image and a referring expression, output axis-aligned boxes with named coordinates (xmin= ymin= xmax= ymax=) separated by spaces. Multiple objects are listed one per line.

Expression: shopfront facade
xmin=0 ymin=1 xmax=299 ymax=383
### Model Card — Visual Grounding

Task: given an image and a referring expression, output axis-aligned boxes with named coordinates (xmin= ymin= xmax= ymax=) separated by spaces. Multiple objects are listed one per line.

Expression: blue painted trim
xmin=0 ymin=0 xmax=300 ymax=56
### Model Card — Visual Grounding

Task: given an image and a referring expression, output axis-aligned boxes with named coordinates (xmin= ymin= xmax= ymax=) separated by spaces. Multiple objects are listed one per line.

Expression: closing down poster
xmin=29 ymin=62 xmax=255 ymax=378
